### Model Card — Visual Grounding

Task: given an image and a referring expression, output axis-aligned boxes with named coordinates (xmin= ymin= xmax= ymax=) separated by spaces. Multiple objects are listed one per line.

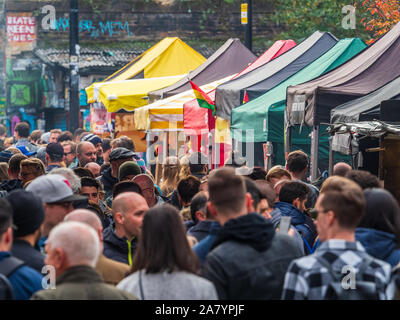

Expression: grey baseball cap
xmin=26 ymin=174 xmax=87 ymax=204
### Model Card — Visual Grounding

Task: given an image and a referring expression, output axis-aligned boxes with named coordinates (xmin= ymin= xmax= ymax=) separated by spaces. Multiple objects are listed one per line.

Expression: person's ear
xmin=195 ymin=210 xmax=206 ymax=222
xmin=245 ymin=192 xmax=253 ymax=213
xmin=207 ymin=202 xmax=217 ymax=217
xmin=4 ymin=227 xmax=12 ymax=246
xmin=326 ymin=210 xmax=335 ymax=226
xmin=115 ymin=212 xmax=125 ymax=225
xmin=53 ymin=248 xmax=66 ymax=269
xmin=98 ymin=227 xmax=103 ymax=242
xmin=293 ymin=197 xmax=300 ymax=208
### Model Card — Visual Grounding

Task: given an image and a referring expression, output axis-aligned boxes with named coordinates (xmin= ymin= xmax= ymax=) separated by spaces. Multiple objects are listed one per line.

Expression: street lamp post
xmin=69 ymin=0 xmax=79 ymax=133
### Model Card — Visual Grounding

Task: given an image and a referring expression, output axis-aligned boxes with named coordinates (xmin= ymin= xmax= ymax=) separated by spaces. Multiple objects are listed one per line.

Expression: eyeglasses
xmin=64 ymin=152 xmax=73 ymax=156
xmin=309 ymin=208 xmax=329 ymax=219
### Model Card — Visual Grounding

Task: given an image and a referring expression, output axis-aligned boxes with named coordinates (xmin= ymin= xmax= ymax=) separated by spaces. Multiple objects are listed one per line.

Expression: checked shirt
xmin=281 ymin=239 xmax=394 ymax=300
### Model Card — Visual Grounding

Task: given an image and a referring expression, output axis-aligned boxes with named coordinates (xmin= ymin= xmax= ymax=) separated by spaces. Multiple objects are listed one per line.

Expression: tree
xmin=271 ymin=0 xmax=372 ymax=42
xmin=361 ymin=0 xmax=400 ymax=44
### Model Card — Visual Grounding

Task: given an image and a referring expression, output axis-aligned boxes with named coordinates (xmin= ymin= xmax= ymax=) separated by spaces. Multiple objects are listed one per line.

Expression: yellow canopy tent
xmin=134 ymin=75 xmax=233 ymax=132
xmin=94 ymin=75 xmax=186 ymax=113
xmin=86 ymin=37 xmax=206 ymax=103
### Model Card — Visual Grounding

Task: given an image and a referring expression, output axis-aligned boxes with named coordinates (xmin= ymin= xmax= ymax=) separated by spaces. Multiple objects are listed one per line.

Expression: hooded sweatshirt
xmin=202 ymin=213 xmax=303 ymax=299
xmin=211 ymin=213 xmax=275 ymax=252
xmin=356 ymin=227 xmax=400 ymax=267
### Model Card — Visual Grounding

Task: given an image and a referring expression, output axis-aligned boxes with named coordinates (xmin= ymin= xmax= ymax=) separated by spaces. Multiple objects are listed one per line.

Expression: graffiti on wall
xmin=53 ymin=17 xmax=133 ymax=37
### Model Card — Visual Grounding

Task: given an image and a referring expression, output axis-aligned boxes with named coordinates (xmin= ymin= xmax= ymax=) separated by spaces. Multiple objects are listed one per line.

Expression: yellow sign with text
xmin=241 ymin=3 xmax=248 ymax=24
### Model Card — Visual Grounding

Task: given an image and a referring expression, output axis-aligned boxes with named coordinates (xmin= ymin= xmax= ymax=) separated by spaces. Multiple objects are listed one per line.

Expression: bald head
xmin=112 ymin=192 xmax=149 ymax=239
xmin=112 ymin=192 xmax=148 ymax=216
xmin=333 ymin=162 xmax=352 ymax=177
xmin=85 ymin=162 xmax=101 ymax=178
xmin=64 ymin=209 xmax=102 ymax=231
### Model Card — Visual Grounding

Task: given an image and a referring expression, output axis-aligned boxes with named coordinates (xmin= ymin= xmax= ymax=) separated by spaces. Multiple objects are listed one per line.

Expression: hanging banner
xmin=89 ymin=103 xmax=112 ymax=135
xmin=115 ymin=112 xmax=147 ymax=152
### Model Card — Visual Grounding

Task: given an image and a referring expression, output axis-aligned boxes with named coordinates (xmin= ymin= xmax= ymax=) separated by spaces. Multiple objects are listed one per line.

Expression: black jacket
xmin=201 ymin=213 xmax=303 ymax=300
xmin=99 ymin=167 xmax=118 ymax=200
xmin=102 ymin=225 xmax=138 ymax=266
xmin=0 ymin=179 xmax=23 ymax=192
xmin=11 ymin=240 xmax=45 ymax=273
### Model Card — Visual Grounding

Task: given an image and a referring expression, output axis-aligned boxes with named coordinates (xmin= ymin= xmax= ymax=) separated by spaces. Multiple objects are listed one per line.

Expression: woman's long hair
xmin=359 ymin=188 xmax=400 ymax=247
xmin=178 ymin=155 xmax=190 ymax=181
xmin=131 ymin=204 xmax=199 ymax=274
xmin=160 ymin=156 xmax=179 ymax=197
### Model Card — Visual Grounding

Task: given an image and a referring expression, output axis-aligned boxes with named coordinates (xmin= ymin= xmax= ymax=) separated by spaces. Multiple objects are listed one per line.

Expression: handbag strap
xmin=138 ymin=270 xmax=145 ymax=300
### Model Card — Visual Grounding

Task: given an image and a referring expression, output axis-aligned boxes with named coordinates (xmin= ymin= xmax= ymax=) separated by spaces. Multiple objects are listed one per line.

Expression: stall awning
xmin=134 ymin=75 xmax=233 ymax=132
xmin=94 ymin=75 xmax=186 ymax=112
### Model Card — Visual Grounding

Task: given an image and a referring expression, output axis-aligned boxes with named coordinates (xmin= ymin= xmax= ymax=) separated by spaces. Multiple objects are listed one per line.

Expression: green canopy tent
xmin=231 ymin=38 xmax=366 ymax=170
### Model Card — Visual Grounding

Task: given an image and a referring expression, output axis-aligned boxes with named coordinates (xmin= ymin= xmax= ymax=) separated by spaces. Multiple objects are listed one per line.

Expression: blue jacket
xmin=272 ymin=202 xmax=318 ymax=253
xmin=102 ymin=225 xmax=137 ymax=266
xmin=0 ymin=252 xmax=43 ymax=300
xmin=356 ymin=227 xmax=400 ymax=267
xmin=192 ymin=222 xmax=221 ymax=265
xmin=187 ymin=220 xmax=215 ymax=242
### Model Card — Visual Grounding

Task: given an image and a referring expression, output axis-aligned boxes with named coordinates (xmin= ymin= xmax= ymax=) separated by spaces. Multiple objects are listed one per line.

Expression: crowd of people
xmin=0 ymin=121 xmax=399 ymax=300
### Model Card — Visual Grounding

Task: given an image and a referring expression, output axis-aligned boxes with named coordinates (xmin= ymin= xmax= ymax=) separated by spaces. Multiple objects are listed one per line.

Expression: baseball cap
xmin=40 ymin=132 xmax=50 ymax=144
xmin=16 ymin=145 xmax=36 ymax=157
xmin=46 ymin=142 xmax=64 ymax=160
xmin=82 ymin=133 xmax=102 ymax=146
xmin=109 ymin=147 xmax=135 ymax=162
xmin=7 ymin=190 xmax=45 ymax=237
xmin=26 ymin=174 xmax=87 ymax=204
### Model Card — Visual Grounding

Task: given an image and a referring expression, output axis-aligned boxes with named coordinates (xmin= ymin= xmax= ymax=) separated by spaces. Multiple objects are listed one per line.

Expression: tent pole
xmin=175 ymin=131 xmax=178 ymax=157
xmin=285 ymin=126 xmax=291 ymax=161
xmin=310 ymin=124 xmax=319 ymax=182
xmin=329 ymin=135 xmax=334 ymax=176
xmin=284 ymin=110 xmax=291 ymax=160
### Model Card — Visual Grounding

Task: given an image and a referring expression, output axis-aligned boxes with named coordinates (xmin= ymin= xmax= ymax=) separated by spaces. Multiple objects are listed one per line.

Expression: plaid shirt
xmin=282 ymin=239 xmax=395 ymax=300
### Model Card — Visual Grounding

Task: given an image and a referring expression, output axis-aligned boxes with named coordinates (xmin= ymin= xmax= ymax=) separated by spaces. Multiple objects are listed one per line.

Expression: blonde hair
xmin=20 ymin=158 xmax=46 ymax=176
xmin=178 ymin=155 xmax=190 ymax=181
xmin=5 ymin=147 xmax=22 ymax=155
xmin=160 ymin=156 xmax=180 ymax=197
xmin=4 ymin=137 xmax=14 ymax=148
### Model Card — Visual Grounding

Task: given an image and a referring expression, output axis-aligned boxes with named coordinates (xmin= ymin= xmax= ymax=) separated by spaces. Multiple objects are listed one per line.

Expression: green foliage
xmin=272 ymin=0 xmax=373 ymax=42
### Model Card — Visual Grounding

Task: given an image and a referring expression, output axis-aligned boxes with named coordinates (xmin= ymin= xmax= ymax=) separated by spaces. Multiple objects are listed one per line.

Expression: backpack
xmin=0 ymin=274 xmax=13 ymax=300
xmin=0 ymin=256 xmax=26 ymax=300
xmin=316 ymin=255 xmax=379 ymax=300
xmin=293 ymin=222 xmax=317 ymax=255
